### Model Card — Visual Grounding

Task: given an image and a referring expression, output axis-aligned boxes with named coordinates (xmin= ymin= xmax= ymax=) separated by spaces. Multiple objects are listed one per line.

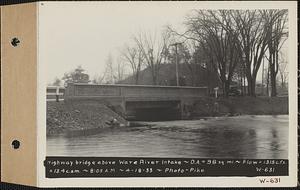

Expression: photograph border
xmin=37 ymin=1 xmax=298 ymax=187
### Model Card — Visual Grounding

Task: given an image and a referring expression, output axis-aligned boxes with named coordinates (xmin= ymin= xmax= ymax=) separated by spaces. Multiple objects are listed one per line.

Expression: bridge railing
xmin=46 ymin=86 xmax=65 ymax=101
xmin=64 ymin=83 xmax=208 ymax=101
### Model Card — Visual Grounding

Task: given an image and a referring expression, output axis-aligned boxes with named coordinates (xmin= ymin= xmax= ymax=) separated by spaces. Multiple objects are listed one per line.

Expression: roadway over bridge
xmin=64 ymin=83 xmax=208 ymax=120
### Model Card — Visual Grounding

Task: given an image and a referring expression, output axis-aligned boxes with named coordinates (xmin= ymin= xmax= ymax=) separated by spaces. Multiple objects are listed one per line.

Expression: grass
xmin=192 ymin=96 xmax=288 ymax=117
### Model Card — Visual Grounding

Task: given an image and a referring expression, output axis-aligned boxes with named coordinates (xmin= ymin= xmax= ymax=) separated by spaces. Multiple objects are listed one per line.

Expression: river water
xmin=47 ymin=115 xmax=288 ymax=159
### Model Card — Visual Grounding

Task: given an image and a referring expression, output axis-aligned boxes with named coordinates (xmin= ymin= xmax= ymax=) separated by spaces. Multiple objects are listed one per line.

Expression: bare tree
xmin=91 ymin=74 xmax=106 ymax=84
xmin=225 ymin=10 xmax=269 ymax=96
xmin=278 ymin=51 xmax=288 ymax=88
xmin=101 ymin=54 xmax=127 ymax=84
xmin=103 ymin=54 xmax=115 ymax=84
xmin=178 ymin=10 xmax=241 ymax=96
xmin=133 ymin=31 xmax=170 ymax=85
xmin=229 ymin=10 xmax=287 ymax=96
xmin=166 ymin=42 xmax=195 ymax=85
xmin=196 ymin=10 xmax=287 ymax=96
xmin=168 ymin=9 xmax=288 ymax=97
xmin=115 ymin=58 xmax=126 ymax=83
xmin=121 ymin=45 xmax=144 ymax=84
xmin=262 ymin=10 xmax=288 ymax=96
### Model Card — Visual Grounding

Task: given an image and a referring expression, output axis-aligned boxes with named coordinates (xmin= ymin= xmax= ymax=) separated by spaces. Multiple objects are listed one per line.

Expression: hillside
xmin=119 ymin=63 xmax=220 ymax=88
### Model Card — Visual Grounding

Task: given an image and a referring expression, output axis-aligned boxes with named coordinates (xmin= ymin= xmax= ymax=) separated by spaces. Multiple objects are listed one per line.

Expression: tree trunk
xmin=266 ymin=64 xmax=270 ymax=96
xmin=135 ymin=72 xmax=139 ymax=85
xmin=270 ymin=53 xmax=277 ymax=97
xmin=206 ymin=66 xmax=210 ymax=93
xmin=281 ymin=74 xmax=284 ymax=88
xmin=150 ymin=66 xmax=157 ymax=85
xmin=247 ymin=78 xmax=251 ymax=96
xmin=240 ymin=75 xmax=243 ymax=96
xmin=152 ymin=75 xmax=157 ymax=85
xmin=251 ymin=79 xmax=256 ymax=97
xmin=243 ymin=74 xmax=246 ymax=95
xmin=224 ymin=80 xmax=230 ymax=97
xmin=190 ymin=70 xmax=195 ymax=87
xmin=270 ymin=63 xmax=277 ymax=97
xmin=247 ymin=76 xmax=257 ymax=97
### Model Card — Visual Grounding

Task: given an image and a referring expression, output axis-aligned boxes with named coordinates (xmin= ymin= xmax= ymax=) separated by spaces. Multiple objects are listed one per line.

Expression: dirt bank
xmin=191 ymin=96 xmax=288 ymax=117
xmin=47 ymin=101 xmax=128 ymax=136
xmin=47 ymin=97 xmax=288 ymax=135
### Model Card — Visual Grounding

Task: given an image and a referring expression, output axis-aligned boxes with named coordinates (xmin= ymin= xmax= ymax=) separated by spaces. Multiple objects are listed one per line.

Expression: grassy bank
xmin=191 ymin=96 xmax=288 ymax=117
xmin=47 ymin=101 xmax=128 ymax=136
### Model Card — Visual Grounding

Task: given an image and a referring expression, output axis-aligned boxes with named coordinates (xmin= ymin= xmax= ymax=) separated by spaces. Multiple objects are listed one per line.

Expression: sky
xmin=39 ymin=2 xmax=288 ymax=85
xmin=39 ymin=2 xmax=196 ymax=84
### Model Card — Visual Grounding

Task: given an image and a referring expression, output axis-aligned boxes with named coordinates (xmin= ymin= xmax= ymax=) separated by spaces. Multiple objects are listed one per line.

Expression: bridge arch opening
xmin=125 ymin=101 xmax=181 ymax=121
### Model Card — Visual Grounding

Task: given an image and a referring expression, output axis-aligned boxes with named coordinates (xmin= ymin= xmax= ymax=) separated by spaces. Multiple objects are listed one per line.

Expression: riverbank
xmin=47 ymin=96 xmax=288 ymax=136
xmin=47 ymin=115 xmax=288 ymax=158
xmin=191 ymin=96 xmax=288 ymax=117
xmin=47 ymin=101 xmax=128 ymax=136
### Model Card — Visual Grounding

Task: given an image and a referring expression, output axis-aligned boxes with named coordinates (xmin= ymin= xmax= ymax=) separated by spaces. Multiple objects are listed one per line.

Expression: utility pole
xmin=261 ymin=57 xmax=264 ymax=96
xmin=170 ymin=42 xmax=182 ymax=86
xmin=175 ymin=44 xmax=179 ymax=86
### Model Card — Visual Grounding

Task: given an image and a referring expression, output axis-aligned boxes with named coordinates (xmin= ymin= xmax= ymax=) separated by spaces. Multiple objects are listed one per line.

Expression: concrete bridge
xmin=64 ymin=83 xmax=208 ymax=120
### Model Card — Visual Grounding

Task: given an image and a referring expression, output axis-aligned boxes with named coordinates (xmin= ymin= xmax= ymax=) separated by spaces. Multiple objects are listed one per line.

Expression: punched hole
xmin=11 ymin=37 xmax=20 ymax=47
xmin=11 ymin=140 xmax=20 ymax=149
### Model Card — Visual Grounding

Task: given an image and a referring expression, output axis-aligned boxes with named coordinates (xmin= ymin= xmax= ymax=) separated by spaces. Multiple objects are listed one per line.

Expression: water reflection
xmin=47 ymin=115 xmax=288 ymax=159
